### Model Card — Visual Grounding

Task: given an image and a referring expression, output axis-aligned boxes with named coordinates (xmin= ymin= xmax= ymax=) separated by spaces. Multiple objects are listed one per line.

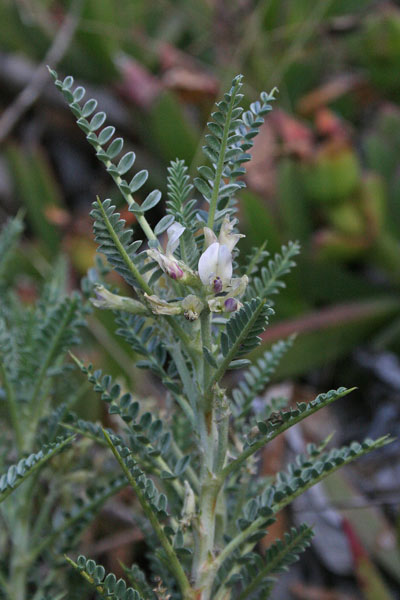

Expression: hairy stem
xmin=191 ymin=312 xmax=230 ymax=599
xmin=200 ymin=310 xmax=214 ymax=410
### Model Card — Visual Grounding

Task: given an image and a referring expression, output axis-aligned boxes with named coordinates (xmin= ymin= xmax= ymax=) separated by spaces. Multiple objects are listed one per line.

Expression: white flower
xmin=147 ymin=221 xmax=196 ymax=282
xmin=198 ymin=242 xmax=232 ymax=292
xmin=198 ymin=217 xmax=245 ymax=293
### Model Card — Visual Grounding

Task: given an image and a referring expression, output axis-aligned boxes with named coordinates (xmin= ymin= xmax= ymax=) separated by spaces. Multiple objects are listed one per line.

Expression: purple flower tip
xmin=169 ymin=265 xmax=184 ymax=280
xmin=213 ymin=277 xmax=223 ymax=293
xmin=224 ymin=297 xmax=237 ymax=312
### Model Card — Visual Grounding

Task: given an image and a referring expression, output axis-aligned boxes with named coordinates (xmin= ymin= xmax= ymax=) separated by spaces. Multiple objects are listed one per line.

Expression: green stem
xmin=200 ymin=310 xmax=213 ymax=404
xmin=166 ymin=317 xmax=194 ymax=350
xmin=9 ymin=522 xmax=30 ymax=600
xmin=0 ymin=362 xmax=23 ymax=452
xmin=30 ymin=483 xmax=58 ymax=542
xmin=102 ymin=429 xmax=192 ymax=598
xmin=173 ymin=393 xmax=196 ymax=427
xmin=244 ymin=240 xmax=267 ymax=277
xmin=214 ymin=407 xmax=229 ymax=474
xmin=8 ymin=474 xmax=39 ymax=600
xmin=192 ymin=477 xmax=221 ymax=596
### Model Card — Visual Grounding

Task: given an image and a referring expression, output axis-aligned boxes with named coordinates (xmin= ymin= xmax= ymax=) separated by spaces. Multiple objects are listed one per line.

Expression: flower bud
xmin=147 ymin=249 xmax=185 ymax=280
xmin=91 ymin=285 xmax=148 ymax=315
xmin=144 ymin=294 xmax=183 ymax=315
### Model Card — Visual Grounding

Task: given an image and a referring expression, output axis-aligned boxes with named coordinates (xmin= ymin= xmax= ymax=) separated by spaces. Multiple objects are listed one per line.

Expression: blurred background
xmin=1 ymin=0 xmax=400 ymax=598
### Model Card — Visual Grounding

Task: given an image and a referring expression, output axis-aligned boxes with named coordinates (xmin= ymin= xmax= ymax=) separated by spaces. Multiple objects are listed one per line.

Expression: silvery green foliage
xmin=0 ymin=72 xmax=392 ymax=600
xmin=49 ymin=69 xmax=392 ymax=600
xmin=0 ymin=219 xmax=130 ymax=599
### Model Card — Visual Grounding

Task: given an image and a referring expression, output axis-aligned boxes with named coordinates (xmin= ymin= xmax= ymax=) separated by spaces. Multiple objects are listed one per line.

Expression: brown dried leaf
xmin=297 ymin=74 xmax=366 ymax=116
xmin=116 ymin=56 xmax=161 ymax=109
xmin=159 ymin=43 xmax=219 ymax=102
xmin=245 ymin=121 xmax=277 ymax=197
xmin=270 ymin=109 xmax=314 ymax=159
xmin=290 ymin=582 xmax=357 ymax=600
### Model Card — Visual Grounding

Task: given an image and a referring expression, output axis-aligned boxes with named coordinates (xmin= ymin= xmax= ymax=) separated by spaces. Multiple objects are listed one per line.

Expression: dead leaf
xmin=270 ymin=109 xmax=314 ymax=159
xmin=162 ymin=67 xmax=219 ymax=102
xmin=44 ymin=205 xmax=71 ymax=227
xmin=245 ymin=120 xmax=277 ymax=197
xmin=116 ymin=56 xmax=161 ymax=110
xmin=290 ymin=582 xmax=357 ymax=600
xmin=315 ymin=108 xmax=351 ymax=141
xmin=159 ymin=43 xmax=219 ymax=102
xmin=297 ymin=74 xmax=366 ymax=116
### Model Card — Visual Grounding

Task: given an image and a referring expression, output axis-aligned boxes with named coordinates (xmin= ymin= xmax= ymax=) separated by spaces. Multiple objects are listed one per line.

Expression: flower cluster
xmin=144 ymin=217 xmax=248 ymax=320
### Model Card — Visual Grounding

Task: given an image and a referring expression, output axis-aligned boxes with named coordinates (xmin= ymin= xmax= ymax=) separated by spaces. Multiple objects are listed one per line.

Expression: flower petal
xmin=215 ymin=244 xmax=233 ymax=282
xmin=198 ymin=242 xmax=233 ymax=286
xmin=147 ymin=248 xmax=184 ymax=279
xmin=219 ymin=217 xmax=245 ymax=252
xmin=198 ymin=242 xmax=220 ymax=284
xmin=203 ymin=227 xmax=218 ymax=248
xmin=166 ymin=222 xmax=185 ymax=255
